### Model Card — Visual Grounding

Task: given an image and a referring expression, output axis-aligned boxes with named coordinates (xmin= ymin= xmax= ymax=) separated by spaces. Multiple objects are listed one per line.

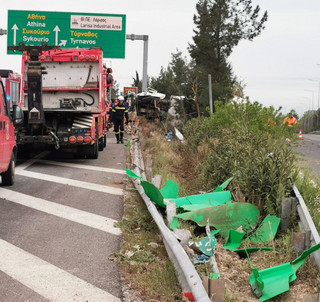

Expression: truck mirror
xmin=13 ymin=105 xmax=24 ymax=126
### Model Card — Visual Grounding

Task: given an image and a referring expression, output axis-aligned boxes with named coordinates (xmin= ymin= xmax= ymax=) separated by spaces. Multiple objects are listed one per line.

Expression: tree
xmin=132 ymin=71 xmax=142 ymax=93
xmin=189 ymin=0 xmax=268 ymax=110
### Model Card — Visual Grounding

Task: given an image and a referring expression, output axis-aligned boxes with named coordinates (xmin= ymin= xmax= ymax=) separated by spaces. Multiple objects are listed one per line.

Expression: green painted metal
xmin=170 ymin=202 xmax=259 ymax=237
xmin=224 ymin=229 xmax=246 ymax=250
xmin=7 ymin=10 xmax=126 ymax=58
xmin=174 ymin=191 xmax=232 ymax=208
xmin=125 ymin=169 xmax=142 ymax=180
xmin=249 ymin=242 xmax=320 ymax=301
xmin=213 ymin=177 xmax=233 ymax=192
xmin=160 ymin=179 xmax=179 ymax=199
xmin=140 ymin=181 xmax=166 ymax=208
xmin=190 ymin=230 xmax=218 ymax=256
xmin=247 ymin=215 xmax=280 ymax=243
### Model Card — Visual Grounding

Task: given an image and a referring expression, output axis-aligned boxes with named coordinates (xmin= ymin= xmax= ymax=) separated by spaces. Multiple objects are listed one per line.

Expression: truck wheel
xmin=2 ymin=153 xmax=15 ymax=186
xmin=98 ymin=136 xmax=104 ymax=151
xmin=103 ymin=134 xmax=107 ymax=148
xmin=86 ymin=130 xmax=99 ymax=159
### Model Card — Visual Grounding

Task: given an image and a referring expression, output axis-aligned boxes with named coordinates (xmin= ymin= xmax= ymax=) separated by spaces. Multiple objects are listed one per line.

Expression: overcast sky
xmin=1 ymin=0 xmax=320 ymax=118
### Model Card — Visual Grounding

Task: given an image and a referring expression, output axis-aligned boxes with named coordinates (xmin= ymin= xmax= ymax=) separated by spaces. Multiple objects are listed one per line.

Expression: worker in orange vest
xmin=283 ymin=113 xmax=297 ymax=127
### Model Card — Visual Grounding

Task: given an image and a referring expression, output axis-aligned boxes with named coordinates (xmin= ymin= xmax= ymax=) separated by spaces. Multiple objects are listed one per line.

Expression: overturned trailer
xmin=131 ymin=88 xmax=169 ymax=121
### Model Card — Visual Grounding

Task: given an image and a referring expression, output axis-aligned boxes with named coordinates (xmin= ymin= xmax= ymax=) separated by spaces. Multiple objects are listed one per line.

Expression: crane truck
xmin=8 ymin=43 xmax=113 ymax=159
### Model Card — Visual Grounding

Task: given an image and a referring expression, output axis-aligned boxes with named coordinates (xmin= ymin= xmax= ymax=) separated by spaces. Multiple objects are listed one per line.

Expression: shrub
xmin=182 ymin=100 xmax=298 ymax=216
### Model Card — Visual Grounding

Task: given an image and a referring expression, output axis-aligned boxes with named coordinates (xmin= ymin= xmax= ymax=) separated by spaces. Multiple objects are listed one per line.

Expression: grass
xmin=114 ymin=120 xmax=320 ymax=301
xmin=114 ymin=183 xmax=182 ymax=301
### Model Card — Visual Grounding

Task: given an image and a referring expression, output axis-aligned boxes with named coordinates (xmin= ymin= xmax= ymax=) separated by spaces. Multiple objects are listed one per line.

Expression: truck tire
xmin=86 ymin=130 xmax=99 ymax=159
xmin=98 ymin=136 xmax=104 ymax=151
xmin=1 ymin=153 xmax=15 ymax=186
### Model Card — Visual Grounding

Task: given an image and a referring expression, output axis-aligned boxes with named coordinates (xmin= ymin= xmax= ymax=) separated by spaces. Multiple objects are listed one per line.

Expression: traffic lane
xmin=6 ymin=175 xmax=123 ymax=221
xmin=44 ymin=132 xmax=129 ymax=171
xmin=24 ymin=162 xmax=126 ymax=188
xmin=0 ymin=199 xmax=122 ymax=298
xmin=0 ymin=270 xmax=48 ymax=302
xmin=301 ymin=134 xmax=320 ymax=142
xmin=293 ymin=138 xmax=320 ymax=176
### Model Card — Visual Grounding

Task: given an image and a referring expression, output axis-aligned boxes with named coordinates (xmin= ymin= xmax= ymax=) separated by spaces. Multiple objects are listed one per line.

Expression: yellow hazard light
xmin=69 ymin=136 xmax=76 ymax=144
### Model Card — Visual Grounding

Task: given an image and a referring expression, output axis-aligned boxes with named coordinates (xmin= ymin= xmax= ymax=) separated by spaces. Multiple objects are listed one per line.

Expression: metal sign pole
xmin=126 ymin=34 xmax=149 ymax=92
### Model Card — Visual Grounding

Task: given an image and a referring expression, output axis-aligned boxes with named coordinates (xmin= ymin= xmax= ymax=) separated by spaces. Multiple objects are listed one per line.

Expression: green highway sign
xmin=7 ymin=10 xmax=126 ymax=58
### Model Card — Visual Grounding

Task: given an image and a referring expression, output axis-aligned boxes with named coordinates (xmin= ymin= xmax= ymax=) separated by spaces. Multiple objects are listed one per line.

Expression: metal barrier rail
xmin=293 ymin=184 xmax=320 ymax=270
xmin=130 ymin=139 xmax=210 ymax=302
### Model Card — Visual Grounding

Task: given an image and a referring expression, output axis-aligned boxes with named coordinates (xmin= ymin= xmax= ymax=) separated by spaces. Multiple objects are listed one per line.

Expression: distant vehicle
xmin=8 ymin=44 xmax=113 ymax=158
xmin=0 ymin=70 xmax=23 ymax=185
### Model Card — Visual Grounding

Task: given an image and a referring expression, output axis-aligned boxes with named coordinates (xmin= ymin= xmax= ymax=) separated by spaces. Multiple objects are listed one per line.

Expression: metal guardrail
xmin=130 ymin=138 xmax=210 ymax=302
xmin=129 ymin=136 xmax=320 ymax=300
xmin=293 ymin=184 xmax=320 ymax=270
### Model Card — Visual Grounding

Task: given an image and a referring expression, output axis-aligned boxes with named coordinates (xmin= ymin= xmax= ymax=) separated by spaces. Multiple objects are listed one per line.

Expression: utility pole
xmin=126 ymin=34 xmax=149 ymax=92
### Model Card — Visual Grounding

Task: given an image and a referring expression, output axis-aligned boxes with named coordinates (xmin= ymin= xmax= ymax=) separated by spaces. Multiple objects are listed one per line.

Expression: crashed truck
xmin=130 ymin=88 xmax=198 ymax=125
xmin=8 ymin=43 xmax=113 ymax=158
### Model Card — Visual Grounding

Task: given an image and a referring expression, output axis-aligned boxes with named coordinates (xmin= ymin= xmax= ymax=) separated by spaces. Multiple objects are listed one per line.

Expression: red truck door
xmin=0 ymin=81 xmax=13 ymax=172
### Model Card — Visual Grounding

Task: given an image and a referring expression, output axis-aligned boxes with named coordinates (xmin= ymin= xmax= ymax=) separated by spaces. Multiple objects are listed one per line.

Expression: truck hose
xmin=49 ymin=130 xmax=60 ymax=150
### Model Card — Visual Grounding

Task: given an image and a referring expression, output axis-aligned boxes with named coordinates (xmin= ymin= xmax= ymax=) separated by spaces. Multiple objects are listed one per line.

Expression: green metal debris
xmin=224 ymin=229 xmax=246 ymax=250
xmin=140 ymin=181 xmax=166 ymax=208
xmin=213 ymin=177 xmax=233 ymax=192
xmin=126 ymin=169 xmax=232 ymax=210
xmin=246 ymin=215 xmax=280 ymax=243
xmin=174 ymin=191 xmax=232 ymax=208
xmin=249 ymin=242 xmax=320 ymax=301
xmin=189 ymin=230 xmax=218 ymax=256
xmin=170 ymin=202 xmax=260 ymax=237
xmin=125 ymin=169 xmax=142 ymax=180
xmin=160 ymin=179 xmax=179 ymax=199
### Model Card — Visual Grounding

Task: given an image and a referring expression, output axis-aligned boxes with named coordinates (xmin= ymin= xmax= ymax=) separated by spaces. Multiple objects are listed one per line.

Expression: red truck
xmin=8 ymin=44 xmax=113 ymax=158
xmin=0 ymin=70 xmax=23 ymax=185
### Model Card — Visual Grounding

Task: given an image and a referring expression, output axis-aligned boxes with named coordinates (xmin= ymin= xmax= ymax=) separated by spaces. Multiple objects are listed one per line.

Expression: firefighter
xmin=110 ymin=96 xmax=129 ymax=144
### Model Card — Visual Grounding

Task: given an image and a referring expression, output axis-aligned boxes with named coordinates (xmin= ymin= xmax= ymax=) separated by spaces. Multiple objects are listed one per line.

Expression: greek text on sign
xmin=70 ymin=15 xmax=122 ymax=31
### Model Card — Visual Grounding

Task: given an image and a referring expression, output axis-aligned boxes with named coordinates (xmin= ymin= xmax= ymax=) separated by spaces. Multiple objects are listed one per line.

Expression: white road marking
xmin=36 ymin=159 xmax=126 ymax=174
xmin=15 ymin=169 xmax=123 ymax=195
xmin=16 ymin=151 xmax=50 ymax=171
xmin=0 ymin=188 xmax=121 ymax=236
xmin=0 ymin=238 xmax=121 ymax=302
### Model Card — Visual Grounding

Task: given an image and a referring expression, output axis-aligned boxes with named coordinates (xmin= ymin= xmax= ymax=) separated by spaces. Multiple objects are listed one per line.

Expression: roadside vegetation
xmin=118 ymin=100 xmax=320 ymax=301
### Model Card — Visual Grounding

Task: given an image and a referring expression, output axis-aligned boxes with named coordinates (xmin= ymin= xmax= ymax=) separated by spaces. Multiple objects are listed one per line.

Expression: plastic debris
xmin=170 ymin=202 xmax=260 ymax=238
xmin=249 ymin=242 xmax=320 ymax=301
xmin=192 ymin=253 xmax=211 ymax=264
xmin=174 ymin=127 xmax=186 ymax=143
xmin=165 ymin=131 xmax=173 ymax=141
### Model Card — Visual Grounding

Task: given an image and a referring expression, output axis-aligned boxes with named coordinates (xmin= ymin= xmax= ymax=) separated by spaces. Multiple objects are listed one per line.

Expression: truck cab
xmin=0 ymin=74 xmax=16 ymax=185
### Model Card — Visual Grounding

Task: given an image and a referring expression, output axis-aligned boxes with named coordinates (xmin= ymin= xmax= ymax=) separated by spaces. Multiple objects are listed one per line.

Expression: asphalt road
xmin=293 ymin=134 xmax=320 ymax=176
xmin=0 ymin=132 xmax=127 ymax=302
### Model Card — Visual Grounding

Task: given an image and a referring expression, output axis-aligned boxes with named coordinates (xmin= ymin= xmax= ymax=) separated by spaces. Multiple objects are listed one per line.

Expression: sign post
xmin=7 ymin=10 xmax=126 ymax=58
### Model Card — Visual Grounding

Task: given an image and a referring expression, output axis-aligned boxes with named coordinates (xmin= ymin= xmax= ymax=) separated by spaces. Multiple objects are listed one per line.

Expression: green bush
xmin=182 ymin=100 xmax=298 ymax=216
